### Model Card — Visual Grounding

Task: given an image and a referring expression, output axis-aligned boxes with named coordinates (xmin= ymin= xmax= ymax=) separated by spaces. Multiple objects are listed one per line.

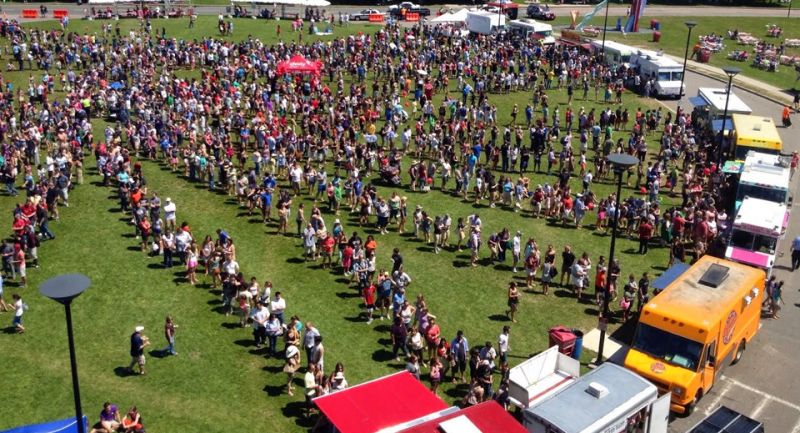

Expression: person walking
xmin=11 ymin=293 xmax=25 ymax=333
xmin=770 ymin=281 xmax=785 ymax=319
xmin=791 ymin=235 xmax=800 ymax=271
xmin=161 ymin=315 xmax=178 ymax=356
xmin=127 ymin=326 xmax=150 ymax=375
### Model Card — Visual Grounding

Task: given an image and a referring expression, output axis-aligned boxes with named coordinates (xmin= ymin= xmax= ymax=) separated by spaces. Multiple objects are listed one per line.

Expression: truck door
xmin=646 ymin=393 xmax=672 ymax=433
xmin=702 ymin=340 xmax=717 ymax=391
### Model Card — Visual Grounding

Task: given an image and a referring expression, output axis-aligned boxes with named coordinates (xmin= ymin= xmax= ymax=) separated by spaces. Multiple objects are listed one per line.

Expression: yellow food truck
xmin=732 ymin=114 xmax=782 ymax=159
xmin=624 ymin=256 xmax=765 ymax=414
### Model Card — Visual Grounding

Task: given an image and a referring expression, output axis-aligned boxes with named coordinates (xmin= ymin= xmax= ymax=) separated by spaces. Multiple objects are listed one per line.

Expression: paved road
xmin=1 ymin=2 xmax=797 ymax=19
xmin=657 ymin=71 xmax=800 ymax=433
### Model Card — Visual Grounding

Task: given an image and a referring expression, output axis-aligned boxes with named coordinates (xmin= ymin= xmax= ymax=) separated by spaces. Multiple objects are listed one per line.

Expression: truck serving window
xmin=632 ymin=323 xmax=703 ymax=371
xmin=730 ymin=230 xmax=777 ymax=254
xmin=736 ymin=184 xmax=787 ymax=203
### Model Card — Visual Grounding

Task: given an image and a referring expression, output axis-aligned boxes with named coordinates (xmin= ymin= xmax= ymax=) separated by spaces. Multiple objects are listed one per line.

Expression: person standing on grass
xmin=284 ymin=344 xmax=301 ymax=396
xmin=559 ymin=245 xmax=575 ymax=287
xmin=304 ymin=322 xmax=320 ymax=365
xmin=506 ymin=282 xmax=520 ymax=323
xmin=390 ymin=316 xmax=409 ymax=360
xmin=304 ymin=362 xmax=321 ymax=418
xmin=161 ymin=315 xmax=178 ymax=356
xmin=13 ymin=244 xmax=26 ymax=288
xmin=163 ymin=197 xmax=176 ymax=232
xmin=11 ymin=293 xmax=25 ymax=333
xmin=363 ymin=280 xmax=376 ymax=324
xmin=497 ymin=326 xmax=510 ymax=366
xmin=127 ymin=326 xmax=150 ymax=375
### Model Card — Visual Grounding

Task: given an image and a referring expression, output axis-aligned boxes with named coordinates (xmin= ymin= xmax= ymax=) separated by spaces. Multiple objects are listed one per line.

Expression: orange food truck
xmin=624 ymin=256 xmax=764 ymax=414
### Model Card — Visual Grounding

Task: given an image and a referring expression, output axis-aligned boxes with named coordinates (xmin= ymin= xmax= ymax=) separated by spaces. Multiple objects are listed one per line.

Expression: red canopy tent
xmin=313 ymin=372 xmax=450 ymax=433
xmin=276 ymin=54 xmax=322 ymax=76
xmin=397 ymin=402 xmax=529 ymax=433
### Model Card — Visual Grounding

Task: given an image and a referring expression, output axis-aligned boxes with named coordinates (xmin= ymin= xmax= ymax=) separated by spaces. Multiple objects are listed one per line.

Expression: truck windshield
xmin=672 ymin=71 xmax=684 ymax=81
xmin=736 ymin=184 xmax=787 ymax=204
xmin=658 ymin=71 xmax=671 ymax=81
xmin=632 ymin=323 xmax=703 ymax=371
xmin=730 ymin=229 xmax=777 ymax=254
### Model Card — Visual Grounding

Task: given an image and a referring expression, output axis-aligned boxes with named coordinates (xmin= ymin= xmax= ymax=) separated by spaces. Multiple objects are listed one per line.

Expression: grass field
xmin=600 ymin=16 xmax=800 ymax=91
xmin=0 ymin=16 xmax=677 ymax=433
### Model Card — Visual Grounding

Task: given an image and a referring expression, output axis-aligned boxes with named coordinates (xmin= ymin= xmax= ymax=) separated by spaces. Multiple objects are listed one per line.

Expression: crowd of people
xmin=0 ymin=9 xmax=767 ymax=429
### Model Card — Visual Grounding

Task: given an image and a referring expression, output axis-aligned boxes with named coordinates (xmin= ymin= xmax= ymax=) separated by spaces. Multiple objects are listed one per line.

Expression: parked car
xmin=388 ymin=2 xmax=431 ymax=17
xmin=351 ymin=9 xmax=384 ymax=21
xmin=526 ymin=4 xmax=555 ymax=20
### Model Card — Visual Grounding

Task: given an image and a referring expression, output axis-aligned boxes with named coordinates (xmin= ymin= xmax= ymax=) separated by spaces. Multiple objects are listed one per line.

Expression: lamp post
xmin=40 ymin=274 xmax=92 ymax=433
xmin=679 ymin=21 xmax=697 ymax=101
xmin=595 ymin=153 xmax=638 ymax=365
xmin=600 ymin=0 xmax=611 ymax=58
xmin=718 ymin=66 xmax=741 ymax=164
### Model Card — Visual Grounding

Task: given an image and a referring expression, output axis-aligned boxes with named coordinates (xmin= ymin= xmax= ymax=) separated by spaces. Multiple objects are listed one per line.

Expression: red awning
xmin=397 ymin=402 xmax=529 ymax=433
xmin=314 ymin=372 xmax=449 ymax=433
xmin=276 ymin=54 xmax=322 ymax=76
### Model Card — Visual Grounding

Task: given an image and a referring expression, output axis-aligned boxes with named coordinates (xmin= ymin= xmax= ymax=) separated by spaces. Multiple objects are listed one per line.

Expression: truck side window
xmin=706 ymin=341 xmax=717 ymax=366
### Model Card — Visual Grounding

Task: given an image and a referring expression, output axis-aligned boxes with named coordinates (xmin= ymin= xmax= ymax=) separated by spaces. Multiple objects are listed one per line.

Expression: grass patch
xmin=0 ymin=17 xmax=675 ymax=433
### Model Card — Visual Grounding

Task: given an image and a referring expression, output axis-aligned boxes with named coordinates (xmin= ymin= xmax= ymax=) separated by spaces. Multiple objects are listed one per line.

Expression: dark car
xmin=526 ymin=4 xmax=555 ymax=20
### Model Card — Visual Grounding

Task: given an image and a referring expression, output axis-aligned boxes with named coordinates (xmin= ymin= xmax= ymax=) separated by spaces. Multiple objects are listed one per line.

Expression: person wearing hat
xmin=127 ymin=326 xmax=150 ymax=375
xmin=283 ymin=344 xmax=301 ymax=396
xmin=163 ymin=197 xmax=177 ymax=232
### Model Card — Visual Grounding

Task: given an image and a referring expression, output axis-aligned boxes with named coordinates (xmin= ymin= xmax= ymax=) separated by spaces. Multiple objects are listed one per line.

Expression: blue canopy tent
xmin=651 ymin=262 xmax=691 ymax=293
xmin=0 ymin=417 xmax=88 ymax=433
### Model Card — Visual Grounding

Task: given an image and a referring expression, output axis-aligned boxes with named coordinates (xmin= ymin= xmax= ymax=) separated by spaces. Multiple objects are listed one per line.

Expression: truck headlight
xmin=671 ymin=386 xmax=684 ymax=396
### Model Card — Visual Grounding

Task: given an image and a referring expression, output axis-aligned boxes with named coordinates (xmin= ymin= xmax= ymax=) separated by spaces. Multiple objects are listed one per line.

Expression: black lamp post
xmin=679 ymin=21 xmax=697 ymax=101
xmin=596 ymin=153 xmax=638 ymax=365
xmin=718 ymin=66 xmax=741 ymax=164
xmin=40 ymin=274 xmax=91 ymax=433
xmin=600 ymin=0 xmax=611 ymax=59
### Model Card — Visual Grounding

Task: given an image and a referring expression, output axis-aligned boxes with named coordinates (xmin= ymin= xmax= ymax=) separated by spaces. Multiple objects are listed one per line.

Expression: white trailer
xmin=508 ymin=346 xmax=581 ymax=410
xmin=466 ymin=10 xmax=505 ymax=35
xmin=523 ymin=363 xmax=670 ymax=433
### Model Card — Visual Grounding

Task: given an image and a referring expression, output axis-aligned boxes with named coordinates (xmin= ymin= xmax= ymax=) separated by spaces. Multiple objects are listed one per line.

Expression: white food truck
xmin=508 ymin=19 xmax=555 ymax=45
xmin=726 ymin=197 xmax=789 ymax=276
xmin=590 ymin=40 xmax=634 ymax=68
xmin=630 ymin=49 xmax=685 ymax=98
xmin=689 ymin=87 xmax=752 ymax=133
xmin=522 ymin=363 xmax=670 ymax=433
xmin=736 ymin=151 xmax=792 ymax=209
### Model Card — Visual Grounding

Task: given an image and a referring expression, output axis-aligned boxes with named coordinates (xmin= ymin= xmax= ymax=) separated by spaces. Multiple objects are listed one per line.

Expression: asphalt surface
xmin=3 ymin=2 xmax=797 ymax=430
xmin=656 ymin=71 xmax=800 ymax=433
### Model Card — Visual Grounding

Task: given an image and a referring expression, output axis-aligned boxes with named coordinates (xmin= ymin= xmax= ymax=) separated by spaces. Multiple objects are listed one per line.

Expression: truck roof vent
xmin=585 ymin=382 xmax=609 ymax=399
xmin=699 ymin=263 xmax=729 ymax=288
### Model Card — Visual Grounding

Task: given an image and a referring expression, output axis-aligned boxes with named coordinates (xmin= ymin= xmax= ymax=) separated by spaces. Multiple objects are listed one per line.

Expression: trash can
xmin=548 ymin=326 xmax=576 ymax=357
xmin=652 ymin=31 xmax=661 ymax=43
xmin=699 ymin=49 xmax=711 ymax=63
xmin=571 ymin=329 xmax=584 ymax=360
xmin=615 ymin=17 xmax=622 ymax=32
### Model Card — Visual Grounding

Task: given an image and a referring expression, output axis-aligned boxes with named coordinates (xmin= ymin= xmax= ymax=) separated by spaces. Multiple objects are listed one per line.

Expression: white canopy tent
xmin=431 ymin=12 xmax=455 ymax=23
xmin=230 ymin=0 xmax=330 ymax=6
xmin=437 ymin=8 xmax=469 ymax=23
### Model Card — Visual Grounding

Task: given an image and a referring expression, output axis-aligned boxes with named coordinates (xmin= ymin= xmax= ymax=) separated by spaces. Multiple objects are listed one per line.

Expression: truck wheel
xmin=732 ymin=340 xmax=745 ymax=365
xmin=684 ymin=389 xmax=703 ymax=417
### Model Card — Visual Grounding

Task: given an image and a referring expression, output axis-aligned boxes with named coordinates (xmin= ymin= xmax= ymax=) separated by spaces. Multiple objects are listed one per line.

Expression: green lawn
xmin=601 ymin=16 xmax=800 ymax=90
xmin=0 ymin=17 xmax=676 ymax=433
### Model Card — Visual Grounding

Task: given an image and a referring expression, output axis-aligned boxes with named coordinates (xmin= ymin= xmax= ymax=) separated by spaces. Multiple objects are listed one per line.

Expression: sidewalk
xmin=581 ymin=327 xmax=629 ymax=365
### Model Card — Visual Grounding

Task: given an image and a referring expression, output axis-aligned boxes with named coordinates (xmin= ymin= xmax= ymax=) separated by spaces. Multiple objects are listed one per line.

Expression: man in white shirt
xmin=497 ymin=326 xmax=510 ymax=366
xmin=270 ymin=292 xmax=286 ymax=324
xmin=251 ymin=302 xmax=269 ymax=347
xmin=174 ymin=227 xmax=193 ymax=265
xmin=512 ymin=231 xmax=522 ymax=273
xmin=479 ymin=341 xmax=497 ymax=370
xmin=223 ymin=256 xmax=240 ymax=277
xmin=163 ymin=197 xmax=177 ymax=231
xmin=289 ymin=163 xmax=304 ymax=196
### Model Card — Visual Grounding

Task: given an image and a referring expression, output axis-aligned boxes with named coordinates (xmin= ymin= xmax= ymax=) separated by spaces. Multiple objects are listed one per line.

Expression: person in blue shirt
xmin=450 ymin=330 xmax=469 ymax=383
xmin=790 ymin=235 xmax=800 ymax=270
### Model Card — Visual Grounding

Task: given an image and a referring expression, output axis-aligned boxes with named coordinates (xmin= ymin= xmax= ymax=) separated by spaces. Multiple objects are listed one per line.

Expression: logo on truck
xmin=650 ymin=362 xmax=666 ymax=374
xmin=722 ymin=310 xmax=737 ymax=345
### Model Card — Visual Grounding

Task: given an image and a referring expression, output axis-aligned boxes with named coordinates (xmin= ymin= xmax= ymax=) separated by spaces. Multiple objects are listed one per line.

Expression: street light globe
xmin=722 ymin=66 xmax=742 ymax=78
xmin=40 ymin=274 xmax=91 ymax=305
xmin=606 ymin=153 xmax=639 ymax=170
xmin=685 ymin=21 xmax=697 ymax=29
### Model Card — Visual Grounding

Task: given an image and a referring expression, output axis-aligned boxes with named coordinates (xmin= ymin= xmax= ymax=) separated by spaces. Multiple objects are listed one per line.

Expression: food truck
xmin=624 ymin=256 xmax=765 ymax=414
xmin=508 ymin=346 xmax=581 ymax=410
xmin=726 ymin=197 xmax=789 ymax=276
xmin=522 ymin=363 xmax=670 ymax=433
xmin=689 ymin=87 xmax=752 ymax=133
xmin=629 ymin=49 xmax=685 ymax=98
xmin=590 ymin=40 xmax=634 ymax=67
xmin=732 ymin=114 xmax=782 ymax=159
xmin=735 ymin=151 xmax=791 ymax=208
xmin=508 ymin=19 xmax=555 ymax=45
